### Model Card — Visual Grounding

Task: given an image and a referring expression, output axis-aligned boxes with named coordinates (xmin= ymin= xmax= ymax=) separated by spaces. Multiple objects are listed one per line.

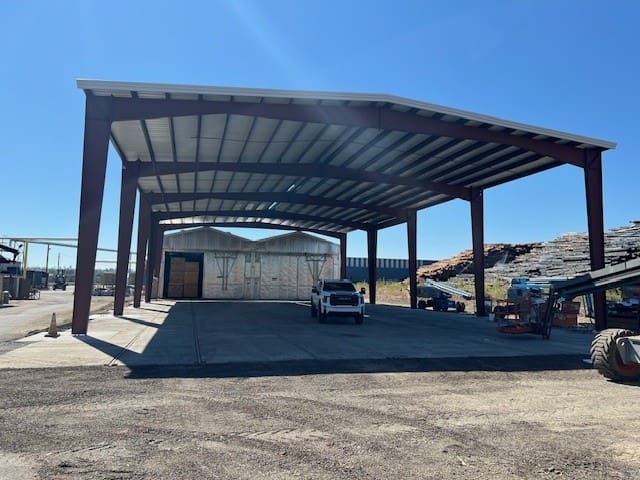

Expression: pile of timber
xmin=417 ymin=243 xmax=539 ymax=281
xmin=417 ymin=220 xmax=640 ymax=282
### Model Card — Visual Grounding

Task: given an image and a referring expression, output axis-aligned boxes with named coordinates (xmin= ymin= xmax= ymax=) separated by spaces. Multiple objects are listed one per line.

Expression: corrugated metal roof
xmin=78 ymin=79 xmax=616 ymax=235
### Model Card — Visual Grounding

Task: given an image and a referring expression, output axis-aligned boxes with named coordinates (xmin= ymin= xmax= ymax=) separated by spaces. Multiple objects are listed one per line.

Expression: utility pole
xmin=22 ymin=242 xmax=29 ymax=279
xmin=45 ymin=244 xmax=51 ymax=288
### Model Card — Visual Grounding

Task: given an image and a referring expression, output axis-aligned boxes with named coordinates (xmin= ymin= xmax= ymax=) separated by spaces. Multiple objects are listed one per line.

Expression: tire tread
xmin=590 ymin=329 xmax=640 ymax=381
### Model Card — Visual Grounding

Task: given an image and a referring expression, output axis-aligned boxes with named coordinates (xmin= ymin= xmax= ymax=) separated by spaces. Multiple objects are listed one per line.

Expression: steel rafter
xmin=158 ymin=221 xmax=345 ymax=240
xmin=146 ymin=191 xmax=406 ymax=218
xmin=153 ymin=209 xmax=372 ymax=230
xmin=109 ymin=96 xmax=591 ymax=166
xmin=137 ymin=160 xmax=470 ymax=200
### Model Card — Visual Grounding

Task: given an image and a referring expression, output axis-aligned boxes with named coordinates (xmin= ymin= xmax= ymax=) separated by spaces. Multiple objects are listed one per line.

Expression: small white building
xmin=159 ymin=227 xmax=339 ymax=300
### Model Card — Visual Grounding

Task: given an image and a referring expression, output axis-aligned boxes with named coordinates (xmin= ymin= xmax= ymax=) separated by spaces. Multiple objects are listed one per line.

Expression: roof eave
xmin=77 ymin=79 xmax=617 ymax=151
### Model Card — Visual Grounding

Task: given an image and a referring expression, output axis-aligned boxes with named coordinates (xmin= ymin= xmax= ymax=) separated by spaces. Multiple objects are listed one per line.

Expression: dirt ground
xmin=1 ymin=362 xmax=638 ymax=479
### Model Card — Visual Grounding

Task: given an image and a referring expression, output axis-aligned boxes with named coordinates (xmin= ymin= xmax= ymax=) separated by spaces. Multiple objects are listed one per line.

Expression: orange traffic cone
xmin=45 ymin=312 xmax=59 ymax=338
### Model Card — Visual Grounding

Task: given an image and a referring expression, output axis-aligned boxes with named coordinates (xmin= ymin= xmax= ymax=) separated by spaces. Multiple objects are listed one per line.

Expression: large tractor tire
xmin=590 ymin=329 xmax=640 ymax=381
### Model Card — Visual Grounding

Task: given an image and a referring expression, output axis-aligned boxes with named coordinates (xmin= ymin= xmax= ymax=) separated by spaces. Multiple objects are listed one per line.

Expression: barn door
xmin=243 ymin=252 xmax=261 ymax=299
xmin=305 ymin=254 xmax=328 ymax=285
xmin=213 ymin=252 xmax=238 ymax=292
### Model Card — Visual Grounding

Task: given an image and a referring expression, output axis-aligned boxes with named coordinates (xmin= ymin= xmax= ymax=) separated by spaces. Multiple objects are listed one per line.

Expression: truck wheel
xmin=417 ymin=300 xmax=426 ymax=310
xmin=318 ymin=303 xmax=326 ymax=323
xmin=590 ymin=329 xmax=640 ymax=381
xmin=310 ymin=300 xmax=317 ymax=317
xmin=355 ymin=312 xmax=364 ymax=325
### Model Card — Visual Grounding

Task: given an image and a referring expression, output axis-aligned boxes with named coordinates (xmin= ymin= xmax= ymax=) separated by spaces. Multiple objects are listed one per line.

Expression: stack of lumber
xmin=417 ymin=221 xmax=640 ymax=282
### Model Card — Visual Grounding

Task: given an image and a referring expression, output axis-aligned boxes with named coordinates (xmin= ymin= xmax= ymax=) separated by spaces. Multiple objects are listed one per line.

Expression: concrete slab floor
xmin=0 ymin=300 xmax=595 ymax=370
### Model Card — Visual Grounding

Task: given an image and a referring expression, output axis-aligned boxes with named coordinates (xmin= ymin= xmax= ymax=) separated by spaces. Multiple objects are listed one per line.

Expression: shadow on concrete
xmin=136 ymin=306 xmax=173 ymax=314
xmin=73 ymin=300 xmax=597 ymax=379
xmin=117 ymin=316 xmax=161 ymax=329
xmin=77 ymin=335 xmax=133 ymax=360
xmin=66 ymin=301 xmax=590 ymax=379
xmin=122 ymin=355 xmax=591 ymax=379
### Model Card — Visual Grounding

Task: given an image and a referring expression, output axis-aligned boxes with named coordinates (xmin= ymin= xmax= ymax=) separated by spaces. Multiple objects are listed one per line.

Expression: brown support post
xmin=114 ymin=163 xmax=139 ymax=316
xmin=133 ymin=198 xmax=150 ymax=308
xmin=339 ymin=233 xmax=347 ymax=279
xmin=367 ymin=228 xmax=377 ymax=304
xmin=153 ymin=225 xmax=164 ymax=298
xmin=144 ymin=221 xmax=156 ymax=303
xmin=471 ymin=188 xmax=486 ymax=316
xmin=407 ymin=210 xmax=418 ymax=309
xmin=584 ymin=150 xmax=607 ymax=330
xmin=71 ymin=96 xmax=112 ymax=334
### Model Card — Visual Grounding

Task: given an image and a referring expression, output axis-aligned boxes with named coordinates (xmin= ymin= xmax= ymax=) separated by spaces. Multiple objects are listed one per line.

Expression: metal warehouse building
xmin=159 ymin=227 xmax=339 ymax=300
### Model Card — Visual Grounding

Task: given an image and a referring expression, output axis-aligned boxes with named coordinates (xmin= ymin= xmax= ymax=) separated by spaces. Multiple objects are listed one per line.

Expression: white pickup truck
xmin=310 ymin=279 xmax=365 ymax=324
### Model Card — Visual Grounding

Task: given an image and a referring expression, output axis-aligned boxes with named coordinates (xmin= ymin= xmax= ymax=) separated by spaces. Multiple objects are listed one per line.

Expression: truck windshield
xmin=323 ymin=282 xmax=355 ymax=292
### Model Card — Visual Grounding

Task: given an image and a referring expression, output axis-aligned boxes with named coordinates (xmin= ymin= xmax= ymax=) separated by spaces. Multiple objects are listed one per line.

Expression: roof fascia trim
xmin=78 ymin=79 xmax=615 ymax=150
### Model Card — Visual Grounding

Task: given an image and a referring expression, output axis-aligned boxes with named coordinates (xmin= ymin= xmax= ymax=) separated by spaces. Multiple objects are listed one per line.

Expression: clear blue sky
xmin=1 ymin=0 xmax=638 ymax=269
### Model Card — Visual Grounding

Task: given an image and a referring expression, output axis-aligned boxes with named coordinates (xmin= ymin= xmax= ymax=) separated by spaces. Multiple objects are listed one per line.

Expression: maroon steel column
xmin=407 ymin=210 xmax=418 ymax=309
xmin=144 ymin=221 xmax=157 ymax=303
xmin=153 ymin=225 xmax=164 ymax=298
xmin=133 ymin=198 xmax=150 ymax=308
xmin=114 ymin=163 xmax=139 ymax=315
xmin=71 ymin=96 xmax=112 ymax=334
xmin=470 ymin=188 xmax=486 ymax=315
xmin=367 ymin=228 xmax=377 ymax=304
xmin=339 ymin=233 xmax=347 ymax=279
xmin=584 ymin=150 xmax=607 ymax=330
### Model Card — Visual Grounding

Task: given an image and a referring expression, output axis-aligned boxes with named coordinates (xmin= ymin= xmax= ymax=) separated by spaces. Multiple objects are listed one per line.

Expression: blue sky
xmin=1 ymin=0 xmax=638 ymax=268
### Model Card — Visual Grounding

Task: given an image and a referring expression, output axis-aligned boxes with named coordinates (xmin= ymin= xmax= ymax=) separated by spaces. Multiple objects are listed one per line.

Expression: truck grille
xmin=330 ymin=294 xmax=359 ymax=306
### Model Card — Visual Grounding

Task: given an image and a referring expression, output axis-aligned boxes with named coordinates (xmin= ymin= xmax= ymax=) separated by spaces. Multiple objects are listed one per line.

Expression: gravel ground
xmin=1 ymin=361 xmax=638 ymax=479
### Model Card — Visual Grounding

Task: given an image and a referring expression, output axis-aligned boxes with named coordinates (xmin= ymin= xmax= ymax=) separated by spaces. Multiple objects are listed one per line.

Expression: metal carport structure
xmin=73 ymin=79 xmax=615 ymax=334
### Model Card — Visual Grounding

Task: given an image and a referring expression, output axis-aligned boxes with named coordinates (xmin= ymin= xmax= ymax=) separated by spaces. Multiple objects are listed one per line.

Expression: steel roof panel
xmin=78 ymin=79 xmax=616 ymax=234
xmin=79 ymin=79 xmax=615 ymax=148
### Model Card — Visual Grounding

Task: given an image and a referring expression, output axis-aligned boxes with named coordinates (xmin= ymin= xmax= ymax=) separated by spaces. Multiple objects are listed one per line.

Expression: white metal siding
xmin=161 ymin=228 xmax=339 ymax=300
